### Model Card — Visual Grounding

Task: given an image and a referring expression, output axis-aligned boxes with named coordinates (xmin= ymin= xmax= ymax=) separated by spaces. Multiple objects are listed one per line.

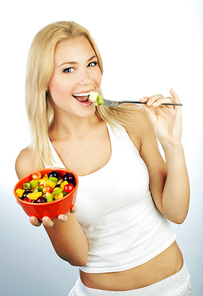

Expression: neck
xmin=49 ymin=113 xmax=101 ymax=141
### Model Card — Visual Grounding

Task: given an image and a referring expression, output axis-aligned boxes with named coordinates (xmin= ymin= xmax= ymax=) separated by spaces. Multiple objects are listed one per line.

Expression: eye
xmin=87 ymin=61 xmax=98 ymax=68
xmin=63 ymin=67 xmax=74 ymax=73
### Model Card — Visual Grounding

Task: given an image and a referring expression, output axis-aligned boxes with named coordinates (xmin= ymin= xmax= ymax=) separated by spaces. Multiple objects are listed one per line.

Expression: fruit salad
xmin=15 ymin=170 xmax=76 ymax=204
xmin=88 ymin=91 xmax=104 ymax=106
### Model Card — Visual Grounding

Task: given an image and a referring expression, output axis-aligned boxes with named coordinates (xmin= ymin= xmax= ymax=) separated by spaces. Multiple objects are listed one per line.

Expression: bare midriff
xmin=80 ymin=241 xmax=183 ymax=291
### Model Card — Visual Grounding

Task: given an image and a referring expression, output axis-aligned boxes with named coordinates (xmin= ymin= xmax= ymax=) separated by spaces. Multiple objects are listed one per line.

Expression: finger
xmin=149 ymin=94 xmax=163 ymax=100
xmin=147 ymin=94 xmax=163 ymax=106
xmin=141 ymin=104 xmax=157 ymax=126
xmin=140 ymin=96 xmax=149 ymax=103
xmin=151 ymin=97 xmax=174 ymax=108
xmin=29 ymin=216 xmax=42 ymax=227
xmin=70 ymin=205 xmax=77 ymax=213
xmin=170 ymin=89 xmax=181 ymax=105
xmin=42 ymin=216 xmax=54 ymax=228
xmin=58 ymin=214 xmax=68 ymax=223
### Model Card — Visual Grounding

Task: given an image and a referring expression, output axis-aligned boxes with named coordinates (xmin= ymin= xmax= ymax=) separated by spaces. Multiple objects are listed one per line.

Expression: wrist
xmin=161 ymin=139 xmax=182 ymax=151
xmin=161 ymin=141 xmax=184 ymax=159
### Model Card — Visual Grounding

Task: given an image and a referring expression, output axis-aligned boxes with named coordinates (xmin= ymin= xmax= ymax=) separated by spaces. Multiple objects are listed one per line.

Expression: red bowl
xmin=14 ymin=168 xmax=78 ymax=220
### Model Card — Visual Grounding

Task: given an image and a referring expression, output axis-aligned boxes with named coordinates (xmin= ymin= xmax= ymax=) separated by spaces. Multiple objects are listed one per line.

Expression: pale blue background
xmin=0 ymin=0 xmax=203 ymax=295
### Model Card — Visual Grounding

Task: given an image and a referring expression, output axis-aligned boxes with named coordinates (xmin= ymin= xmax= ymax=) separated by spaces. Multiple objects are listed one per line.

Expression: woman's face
xmin=48 ymin=36 xmax=102 ymax=119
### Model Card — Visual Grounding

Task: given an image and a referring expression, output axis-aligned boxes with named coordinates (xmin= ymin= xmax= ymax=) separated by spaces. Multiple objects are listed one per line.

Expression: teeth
xmin=73 ymin=92 xmax=91 ymax=97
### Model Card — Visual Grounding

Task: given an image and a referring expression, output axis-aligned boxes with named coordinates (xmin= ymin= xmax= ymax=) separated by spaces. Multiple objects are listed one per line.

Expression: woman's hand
xmin=139 ymin=89 xmax=189 ymax=223
xmin=140 ymin=89 xmax=182 ymax=147
xmin=29 ymin=205 xmax=77 ymax=227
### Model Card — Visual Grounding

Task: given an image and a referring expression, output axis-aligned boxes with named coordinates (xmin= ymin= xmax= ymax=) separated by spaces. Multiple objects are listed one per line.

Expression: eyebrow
xmin=57 ymin=55 xmax=97 ymax=68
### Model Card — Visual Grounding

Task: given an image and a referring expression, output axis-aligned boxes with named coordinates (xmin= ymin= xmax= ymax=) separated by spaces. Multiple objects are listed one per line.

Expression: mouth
xmin=72 ymin=91 xmax=92 ymax=103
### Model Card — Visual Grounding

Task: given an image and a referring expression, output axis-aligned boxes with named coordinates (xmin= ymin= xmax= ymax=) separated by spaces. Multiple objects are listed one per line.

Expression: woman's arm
xmin=42 ymin=213 xmax=88 ymax=266
xmin=15 ymin=148 xmax=88 ymax=266
xmin=130 ymin=89 xmax=190 ymax=224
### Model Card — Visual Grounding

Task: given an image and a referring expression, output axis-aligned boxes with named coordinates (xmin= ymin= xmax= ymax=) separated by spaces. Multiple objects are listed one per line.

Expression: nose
xmin=78 ymin=69 xmax=92 ymax=85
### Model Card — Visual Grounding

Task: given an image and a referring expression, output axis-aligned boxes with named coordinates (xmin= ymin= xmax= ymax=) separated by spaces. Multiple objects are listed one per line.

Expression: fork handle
xmin=120 ymin=101 xmax=146 ymax=104
xmin=161 ymin=103 xmax=183 ymax=106
xmin=124 ymin=101 xmax=183 ymax=106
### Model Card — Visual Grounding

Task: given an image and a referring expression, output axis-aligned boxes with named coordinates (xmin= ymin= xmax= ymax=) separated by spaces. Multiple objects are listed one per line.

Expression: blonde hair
xmin=25 ymin=21 xmax=136 ymax=166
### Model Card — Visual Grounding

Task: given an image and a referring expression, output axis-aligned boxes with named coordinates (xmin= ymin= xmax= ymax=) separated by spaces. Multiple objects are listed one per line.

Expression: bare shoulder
xmin=130 ymin=107 xmax=159 ymax=151
xmin=124 ymin=104 xmax=166 ymax=176
xmin=130 ymin=105 xmax=153 ymax=129
xmin=15 ymin=147 xmax=44 ymax=179
xmin=123 ymin=105 xmax=155 ymax=151
xmin=121 ymin=104 xmax=152 ymax=129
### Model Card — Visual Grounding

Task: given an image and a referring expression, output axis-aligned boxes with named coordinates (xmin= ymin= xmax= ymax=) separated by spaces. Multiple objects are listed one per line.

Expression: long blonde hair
xmin=25 ymin=21 xmax=136 ymax=166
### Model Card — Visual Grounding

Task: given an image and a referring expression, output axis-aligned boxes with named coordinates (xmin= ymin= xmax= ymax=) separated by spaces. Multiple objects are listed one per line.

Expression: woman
xmin=15 ymin=21 xmax=191 ymax=295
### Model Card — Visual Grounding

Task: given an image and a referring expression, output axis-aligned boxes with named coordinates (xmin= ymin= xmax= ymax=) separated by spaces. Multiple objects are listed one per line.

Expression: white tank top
xmin=46 ymin=123 xmax=176 ymax=273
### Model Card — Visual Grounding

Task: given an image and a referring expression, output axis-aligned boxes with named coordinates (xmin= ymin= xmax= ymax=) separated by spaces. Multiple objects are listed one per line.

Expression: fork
xmin=102 ymin=98 xmax=183 ymax=107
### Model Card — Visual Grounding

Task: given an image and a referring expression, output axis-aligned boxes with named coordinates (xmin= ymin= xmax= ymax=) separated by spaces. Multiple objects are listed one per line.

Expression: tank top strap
xmin=46 ymin=137 xmax=65 ymax=168
xmin=107 ymin=122 xmax=139 ymax=156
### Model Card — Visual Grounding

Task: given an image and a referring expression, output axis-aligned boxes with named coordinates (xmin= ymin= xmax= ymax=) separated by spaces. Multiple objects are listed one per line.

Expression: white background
xmin=0 ymin=0 xmax=203 ymax=295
